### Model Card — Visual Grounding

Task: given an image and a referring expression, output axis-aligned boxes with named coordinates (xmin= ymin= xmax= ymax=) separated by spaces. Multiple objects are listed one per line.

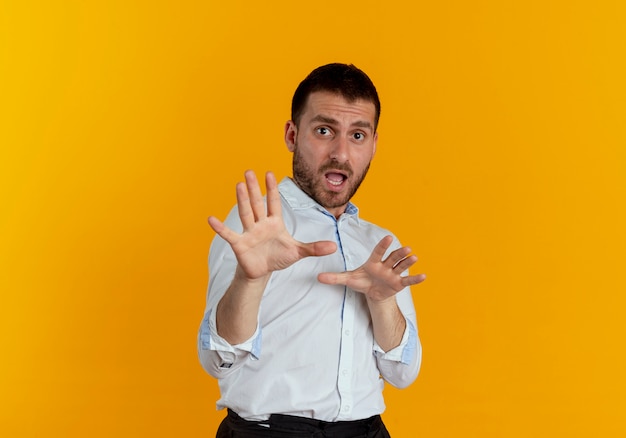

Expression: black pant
xmin=217 ymin=409 xmax=391 ymax=438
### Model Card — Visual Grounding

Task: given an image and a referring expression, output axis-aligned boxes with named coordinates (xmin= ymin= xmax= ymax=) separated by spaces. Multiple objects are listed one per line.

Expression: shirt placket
xmin=335 ymin=216 xmax=356 ymax=420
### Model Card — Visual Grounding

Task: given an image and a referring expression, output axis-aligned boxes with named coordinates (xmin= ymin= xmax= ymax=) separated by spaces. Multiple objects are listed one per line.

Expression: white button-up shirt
xmin=198 ymin=178 xmax=421 ymax=422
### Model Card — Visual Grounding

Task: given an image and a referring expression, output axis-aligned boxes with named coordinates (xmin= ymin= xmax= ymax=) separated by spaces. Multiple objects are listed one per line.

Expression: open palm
xmin=318 ymin=235 xmax=426 ymax=302
xmin=208 ymin=171 xmax=337 ymax=280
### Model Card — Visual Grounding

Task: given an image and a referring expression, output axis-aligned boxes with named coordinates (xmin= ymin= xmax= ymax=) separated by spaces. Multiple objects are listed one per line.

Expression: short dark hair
xmin=291 ymin=63 xmax=381 ymax=130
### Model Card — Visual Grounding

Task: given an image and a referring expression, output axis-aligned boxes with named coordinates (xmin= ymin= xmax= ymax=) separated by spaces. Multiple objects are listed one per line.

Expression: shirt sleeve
xmin=197 ymin=205 xmax=263 ymax=378
xmin=373 ymin=287 xmax=422 ymax=389
xmin=197 ymin=308 xmax=262 ymax=378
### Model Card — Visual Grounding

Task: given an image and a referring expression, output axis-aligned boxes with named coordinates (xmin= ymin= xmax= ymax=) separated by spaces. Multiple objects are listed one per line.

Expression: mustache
xmin=319 ymin=161 xmax=353 ymax=177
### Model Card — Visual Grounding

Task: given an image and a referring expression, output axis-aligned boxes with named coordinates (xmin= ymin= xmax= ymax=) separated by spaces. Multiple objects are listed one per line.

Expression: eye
xmin=353 ymin=132 xmax=365 ymax=141
xmin=315 ymin=127 xmax=332 ymax=136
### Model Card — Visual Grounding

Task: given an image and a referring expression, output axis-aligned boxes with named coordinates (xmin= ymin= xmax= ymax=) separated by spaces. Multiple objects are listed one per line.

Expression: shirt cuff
xmin=373 ymin=317 xmax=417 ymax=365
xmin=199 ymin=309 xmax=262 ymax=360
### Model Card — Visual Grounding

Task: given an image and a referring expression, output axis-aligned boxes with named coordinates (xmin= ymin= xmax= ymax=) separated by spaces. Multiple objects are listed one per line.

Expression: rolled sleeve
xmin=197 ymin=309 xmax=262 ymax=378
xmin=372 ymin=317 xmax=416 ymax=364
xmin=374 ymin=317 xmax=422 ymax=389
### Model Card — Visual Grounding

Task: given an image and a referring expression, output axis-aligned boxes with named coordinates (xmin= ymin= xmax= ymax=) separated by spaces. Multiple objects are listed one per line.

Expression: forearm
xmin=375 ymin=321 xmax=421 ymax=388
xmin=367 ymin=296 xmax=406 ymax=352
xmin=216 ymin=265 xmax=270 ymax=345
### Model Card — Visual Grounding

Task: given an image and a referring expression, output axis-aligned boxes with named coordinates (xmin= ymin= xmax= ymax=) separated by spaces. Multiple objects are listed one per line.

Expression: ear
xmin=372 ymin=131 xmax=378 ymax=157
xmin=284 ymin=120 xmax=297 ymax=152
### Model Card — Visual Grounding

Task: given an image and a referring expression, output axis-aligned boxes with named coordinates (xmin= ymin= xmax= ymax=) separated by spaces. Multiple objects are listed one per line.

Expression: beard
xmin=292 ymin=145 xmax=370 ymax=211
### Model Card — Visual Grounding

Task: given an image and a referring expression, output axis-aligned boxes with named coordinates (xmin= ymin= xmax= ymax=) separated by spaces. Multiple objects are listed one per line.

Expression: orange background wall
xmin=2 ymin=1 xmax=625 ymax=436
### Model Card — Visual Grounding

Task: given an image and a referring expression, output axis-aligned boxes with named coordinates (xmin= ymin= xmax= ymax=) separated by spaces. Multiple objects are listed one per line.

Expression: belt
xmin=226 ymin=409 xmax=386 ymax=437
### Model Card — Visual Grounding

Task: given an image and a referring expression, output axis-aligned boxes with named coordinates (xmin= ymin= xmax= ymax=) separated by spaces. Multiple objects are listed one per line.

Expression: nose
xmin=329 ymin=136 xmax=349 ymax=163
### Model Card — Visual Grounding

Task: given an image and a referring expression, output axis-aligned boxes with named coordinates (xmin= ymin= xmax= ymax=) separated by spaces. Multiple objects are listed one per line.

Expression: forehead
xmin=301 ymin=91 xmax=377 ymax=126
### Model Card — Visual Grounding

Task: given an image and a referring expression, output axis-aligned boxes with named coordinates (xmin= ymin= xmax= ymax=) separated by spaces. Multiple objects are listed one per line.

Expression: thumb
xmin=299 ymin=240 xmax=337 ymax=258
xmin=318 ymin=271 xmax=349 ymax=285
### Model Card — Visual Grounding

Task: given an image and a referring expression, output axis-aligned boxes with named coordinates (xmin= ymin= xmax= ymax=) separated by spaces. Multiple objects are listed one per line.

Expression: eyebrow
xmin=311 ymin=115 xmax=373 ymax=131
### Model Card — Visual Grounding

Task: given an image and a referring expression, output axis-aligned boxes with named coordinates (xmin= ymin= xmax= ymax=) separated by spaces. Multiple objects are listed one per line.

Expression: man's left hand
xmin=317 ymin=235 xmax=426 ymax=302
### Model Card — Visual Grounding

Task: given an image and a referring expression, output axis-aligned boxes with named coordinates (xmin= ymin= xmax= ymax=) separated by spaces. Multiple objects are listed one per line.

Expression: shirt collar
xmin=278 ymin=177 xmax=360 ymax=222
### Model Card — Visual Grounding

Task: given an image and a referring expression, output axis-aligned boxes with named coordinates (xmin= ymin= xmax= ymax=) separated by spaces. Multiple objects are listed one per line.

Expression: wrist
xmin=366 ymin=295 xmax=397 ymax=308
xmin=234 ymin=265 xmax=272 ymax=287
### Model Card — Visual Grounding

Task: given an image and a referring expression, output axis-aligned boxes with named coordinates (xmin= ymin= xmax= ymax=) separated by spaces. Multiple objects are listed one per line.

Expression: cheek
xmin=295 ymin=146 xmax=323 ymax=168
xmin=354 ymin=147 xmax=375 ymax=165
xmin=300 ymin=142 xmax=327 ymax=162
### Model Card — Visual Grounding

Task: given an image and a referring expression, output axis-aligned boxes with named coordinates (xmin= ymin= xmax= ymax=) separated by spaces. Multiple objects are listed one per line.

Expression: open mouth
xmin=325 ymin=171 xmax=348 ymax=188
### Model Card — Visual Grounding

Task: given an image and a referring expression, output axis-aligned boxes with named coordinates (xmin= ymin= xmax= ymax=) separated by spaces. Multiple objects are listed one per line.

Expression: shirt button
xmin=343 ymin=405 xmax=351 ymax=412
xmin=342 ymin=369 xmax=349 ymax=376
xmin=345 ymin=330 xmax=350 ymax=336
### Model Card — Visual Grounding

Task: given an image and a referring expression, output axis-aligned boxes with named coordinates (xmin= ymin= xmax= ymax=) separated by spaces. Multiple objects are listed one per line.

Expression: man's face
xmin=284 ymin=91 xmax=378 ymax=218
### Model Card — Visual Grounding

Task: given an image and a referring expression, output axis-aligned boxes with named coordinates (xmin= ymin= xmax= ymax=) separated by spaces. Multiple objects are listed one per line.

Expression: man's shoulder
xmin=354 ymin=214 xmax=391 ymax=231
xmin=351 ymin=216 xmax=400 ymax=243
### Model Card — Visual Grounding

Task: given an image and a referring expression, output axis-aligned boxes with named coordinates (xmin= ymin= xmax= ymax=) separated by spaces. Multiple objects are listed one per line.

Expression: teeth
xmin=326 ymin=176 xmax=345 ymax=186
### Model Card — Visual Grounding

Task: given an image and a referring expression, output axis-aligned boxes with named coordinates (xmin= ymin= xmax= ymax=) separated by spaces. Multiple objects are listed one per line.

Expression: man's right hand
xmin=208 ymin=170 xmax=337 ymax=280
xmin=207 ymin=170 xmax=337 ymax=344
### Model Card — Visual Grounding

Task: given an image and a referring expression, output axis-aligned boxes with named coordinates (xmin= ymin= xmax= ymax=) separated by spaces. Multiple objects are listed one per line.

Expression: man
xmin=198 ymin=63 xmax=425 ymax=437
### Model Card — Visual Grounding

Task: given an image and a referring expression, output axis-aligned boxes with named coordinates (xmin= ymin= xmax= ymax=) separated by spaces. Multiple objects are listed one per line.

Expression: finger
xmin=244 ymin=170 xmax=266 ymax=222
xmin=207 ymin=215 xmax=224 ymax=233
xmin=265 ymin=171 xmax=282 ymax=218
xmin=298 ymin=240 xmax=337 ymax=258
xmin=401 ymin=273 xmax=427 ymax=287
xmin=208 ymin=216 xmax=238 ymax=245
xmin=318 ymin=271 xmax=350 ymax=286
xmin=369 ymin=235 xmax=394 ymax=262
xmin=386 ymin=246 xmax=412 ymax=268
xmin=236 ymin=181 xmax=255 ymax=230
xmin=393 ymin=254 xmax=418 ymax=272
